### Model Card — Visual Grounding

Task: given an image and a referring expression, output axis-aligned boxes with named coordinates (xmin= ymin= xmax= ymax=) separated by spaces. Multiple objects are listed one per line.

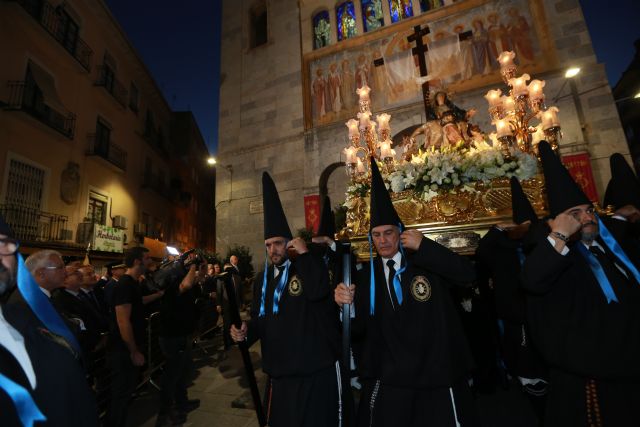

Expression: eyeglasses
xmin=43 ymin=265 xmax=65 ymax=271
xmin=0 ymin=238 xmax=20 ymax=256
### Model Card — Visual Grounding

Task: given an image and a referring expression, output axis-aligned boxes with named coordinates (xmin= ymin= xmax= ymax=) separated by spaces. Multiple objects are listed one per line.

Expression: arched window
xmin=336 ymin=1 xmax=357 ymax=41
xmin=388 ymin=0 xmax=413 ymax=23
xmin=313 ymin=10 xmax=331 ymax=49
xmin=361 ymin=0 xmax=384 ymax=32
xmin=419 ymin=0 xmax=444 ymax=13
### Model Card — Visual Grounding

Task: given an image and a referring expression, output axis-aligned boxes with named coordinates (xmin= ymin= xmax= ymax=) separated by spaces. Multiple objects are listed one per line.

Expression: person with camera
xmin=154 ymin=252 xmax=202 ymax=427
xmin=230 ymin=172 xmax=341 ymax=426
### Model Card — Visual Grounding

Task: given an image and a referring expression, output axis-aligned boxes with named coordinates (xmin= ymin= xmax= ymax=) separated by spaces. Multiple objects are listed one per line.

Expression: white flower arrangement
xmin=343 ymin=143 xmax=539 ymax=207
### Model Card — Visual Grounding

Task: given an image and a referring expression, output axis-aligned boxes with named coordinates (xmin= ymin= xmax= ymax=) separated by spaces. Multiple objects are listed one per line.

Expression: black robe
xmin=522 ymin=220 xmax=640 ymax=426
xmin=352 ymin=238 xmax=478 ymax=426
xmin=247 ymin=252 xmax=341 ymax=426
xmin=476 ymin=227 xmax=547 ymax=381
xmin=0 ymin=303 xmax=98 ymax=427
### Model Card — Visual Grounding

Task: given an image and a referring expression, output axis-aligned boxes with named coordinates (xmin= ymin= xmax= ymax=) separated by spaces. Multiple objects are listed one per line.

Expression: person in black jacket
xmin=522 ymin=141 xmax=640 ymax=426
xmin=230 ymin=172 xmax=341 ymax=426
xmin=476 ymin=177 xmax=548 ymax=422
xmin=0 ymin=213 xmax=98 ymax=427
xmin=335 ymin=158 xmax=478 ymax=427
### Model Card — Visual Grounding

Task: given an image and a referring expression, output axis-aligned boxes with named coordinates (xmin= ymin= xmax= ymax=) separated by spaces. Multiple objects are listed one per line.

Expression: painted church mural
xmin=307 ymin=0 xmax=545 ymax=128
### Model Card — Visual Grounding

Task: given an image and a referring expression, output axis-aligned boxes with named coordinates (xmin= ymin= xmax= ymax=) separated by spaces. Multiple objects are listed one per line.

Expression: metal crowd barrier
xmin=88 ymin=295 xmax=221 ymax=417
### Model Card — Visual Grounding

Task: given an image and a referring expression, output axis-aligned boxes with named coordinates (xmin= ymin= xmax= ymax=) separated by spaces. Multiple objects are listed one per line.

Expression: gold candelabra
xmin=343 ymin=85 xmax=396 ymax=180
xmin=487 ymin=51 xmax=562 ymax=158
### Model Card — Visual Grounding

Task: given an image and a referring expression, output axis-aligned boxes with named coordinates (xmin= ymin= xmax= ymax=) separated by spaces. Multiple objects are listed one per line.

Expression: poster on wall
xmin=306 ymin=0 xmax=546 ymax=129
xmin=93 ymin=224 xmax=124 ymax=253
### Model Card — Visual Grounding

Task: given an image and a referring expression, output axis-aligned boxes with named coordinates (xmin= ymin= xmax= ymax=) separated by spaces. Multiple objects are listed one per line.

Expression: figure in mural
xmin=328 ymin=62 xmax=343 ymax=113
xmin=487 ymin=13 xmax=511 ymax=60
xmin=507 ymin=8 xmax=534 ymax=61
xmin=340 ymin=59 xmax=356 ymax=110
xmin=312 ymin=67 xmax=327 ymax=119
xmin=471 ymin=18 xmax=496 ymax=75
xmin=314 ymin=15 xmax=331 ymax=49
xmin=355 ymin=53 xmax=371 ymax=89
xmin=389 ymin=0 xmax=413 ymax=22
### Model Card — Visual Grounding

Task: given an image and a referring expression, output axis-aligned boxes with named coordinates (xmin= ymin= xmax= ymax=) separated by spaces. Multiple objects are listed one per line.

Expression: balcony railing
xmin=6 ymin=80 xmax=76 ymax=138
xmin=11 ymin=0 xmax=93 ymax=71
xmin=86 ymin=133 xmax=127 ymax=171
xmin=0 ymin=204 xmax=71 ymax=243
xmin=94 ymin=65 xmax=128 ymax=108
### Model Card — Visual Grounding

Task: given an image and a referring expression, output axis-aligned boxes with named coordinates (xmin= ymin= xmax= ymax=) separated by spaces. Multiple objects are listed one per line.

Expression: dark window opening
xmin=250 ymin=4 xmax=268 ymax=48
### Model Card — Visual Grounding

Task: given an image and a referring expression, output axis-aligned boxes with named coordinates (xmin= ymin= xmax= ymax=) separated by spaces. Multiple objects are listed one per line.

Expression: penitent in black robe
xmin=522 ymin=218 xmax=640 ymax=426
xmin=247 ymin=252 xmax=341 ymax=426
xmin=352 ymin=237 xmax=479 ymax=427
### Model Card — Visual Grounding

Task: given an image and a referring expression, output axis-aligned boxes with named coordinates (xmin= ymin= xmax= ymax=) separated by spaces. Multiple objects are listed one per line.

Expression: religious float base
xmin=340 ymin=175 xmax=547 ymax=260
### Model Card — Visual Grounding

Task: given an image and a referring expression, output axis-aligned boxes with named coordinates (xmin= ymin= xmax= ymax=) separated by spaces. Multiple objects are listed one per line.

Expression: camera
xmin=152 ymin=248 xmax=205 ymax=290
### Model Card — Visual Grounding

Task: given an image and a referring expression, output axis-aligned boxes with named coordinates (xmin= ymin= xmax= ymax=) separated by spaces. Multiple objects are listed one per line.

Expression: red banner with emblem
xmin=304 ymin=194 xmax=321 ymax=233
xmin=561 ymin=152 xmax=599 ymax=203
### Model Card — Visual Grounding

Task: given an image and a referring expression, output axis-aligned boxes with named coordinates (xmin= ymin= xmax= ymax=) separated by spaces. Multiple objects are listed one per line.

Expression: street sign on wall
xmin=93 ymin=224 xmax=124 ymax=253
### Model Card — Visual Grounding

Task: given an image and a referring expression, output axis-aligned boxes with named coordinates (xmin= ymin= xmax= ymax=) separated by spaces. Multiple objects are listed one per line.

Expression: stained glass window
xmin=313 ymin=10 xmax=331 ymax=49
xmin=419 ymin=0 xmax=444 ymax=13
xmin=388 ymin=0 xmax=413 ymax=23
xmin=336 ymin=1 xmax=357 ymax=41
xmin=361 ymin=0 xmax=384 ymax=32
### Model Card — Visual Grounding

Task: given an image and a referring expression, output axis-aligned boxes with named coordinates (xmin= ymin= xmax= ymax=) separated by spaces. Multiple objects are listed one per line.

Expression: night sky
xmin=104 ymin=1 xmax=640 ymax=155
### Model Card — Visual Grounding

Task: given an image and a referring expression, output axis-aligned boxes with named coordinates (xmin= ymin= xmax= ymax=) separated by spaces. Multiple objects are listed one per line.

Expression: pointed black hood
xmin=262 ymin=172 xmax=292 ymax=240
xmin=510 ymin=177 xmax=538 ymax=224
xmin=369 ymin=157 xmax=402 ymax=230
xmin=0 ymin=212 xmax=13 ymax=238
xmin=539 ymin=140 xmax=591 ymax=217
xmin=316 ymin=196 xmax=336 ymax=238
xmin=603 ymin=153 xmax=640 ymax=209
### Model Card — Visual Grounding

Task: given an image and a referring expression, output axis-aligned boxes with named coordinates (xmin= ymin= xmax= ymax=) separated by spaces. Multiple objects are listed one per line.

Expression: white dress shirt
xmin=381 ymin=251 xmax=403 ymax=309
xmin=0 ymin=305 xmax=37 ymax=388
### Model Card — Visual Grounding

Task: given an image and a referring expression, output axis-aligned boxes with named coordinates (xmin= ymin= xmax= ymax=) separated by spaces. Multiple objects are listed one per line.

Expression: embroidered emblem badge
xmin=410 ymin=276 xmax=431 ymax=302
xmin=288 ymin=275 xmax=303 ymax=296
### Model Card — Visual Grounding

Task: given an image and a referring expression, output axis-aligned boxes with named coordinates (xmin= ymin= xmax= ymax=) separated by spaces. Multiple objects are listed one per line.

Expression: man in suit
xmin=230 ymin=172 xmax=341 ymax=426
xmin=335 ymin=158 xmax=478 ymax=427
xmin=0 ymin=213 xmax=98 ymax=426
xmin=522 ymin=141 xmax=640 ymax=426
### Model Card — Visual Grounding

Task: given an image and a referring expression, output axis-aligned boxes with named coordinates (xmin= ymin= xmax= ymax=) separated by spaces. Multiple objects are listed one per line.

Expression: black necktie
xmin=387 ymin=259 xmax=399 ymax=309
xmin=589 ymin=246 xmax=631 ymax=282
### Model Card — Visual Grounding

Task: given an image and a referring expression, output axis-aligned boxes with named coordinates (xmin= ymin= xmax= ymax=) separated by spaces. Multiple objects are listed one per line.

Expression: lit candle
xmin=495 ymin=119 xmax=513 ymax=138
xmin=356 ymin=158 xmax=365 ymax=173
xmin=358 ymin=111 xmax=371 ymax=129
xmin=345 ymin=119 xmax=359 ymax=138
xmin=380 ymin=139 xmax=392 ymax=158
xmin=509 ymin=73 xmax=531 ymax=98
xmin=343 ymin=146 xmax=357 ymax=164
xmin=376 ymin=113 xmax=391 ymax=131
xmin=528 ymin=79 xmax=545 ymax=102
xmin=497 ymin=51 xmax=516 ymax=70
xmin=540 ymin=106 xmax=560 ymax=130
xmin=502 ymin=96 xmax=516 ymax=113
xmin=484 ymin=89 xmax=503 ymax=108
xmin=356 ymin=85 xmax=371 ymax=103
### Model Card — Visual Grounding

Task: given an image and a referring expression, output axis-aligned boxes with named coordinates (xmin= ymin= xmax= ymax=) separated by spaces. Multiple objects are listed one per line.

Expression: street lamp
xmin=207 ymin=157 xmax=216 ymax=165
xmin=564 ymin=67 xmax=581 ymax=78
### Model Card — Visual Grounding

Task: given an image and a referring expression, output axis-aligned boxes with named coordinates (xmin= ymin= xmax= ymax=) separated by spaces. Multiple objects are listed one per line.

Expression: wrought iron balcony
xmin=94 ymin=65 xmax=128 ymax=108
xmin=10 ymin=0 xmax=93 ymax=71
xmin=0 ymin=203 xmax=71 ymax=243
xmin=5 ymin=80 xmax=76 ymax=138
xmin=86 ymin=133 xmax=127 ymax=171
